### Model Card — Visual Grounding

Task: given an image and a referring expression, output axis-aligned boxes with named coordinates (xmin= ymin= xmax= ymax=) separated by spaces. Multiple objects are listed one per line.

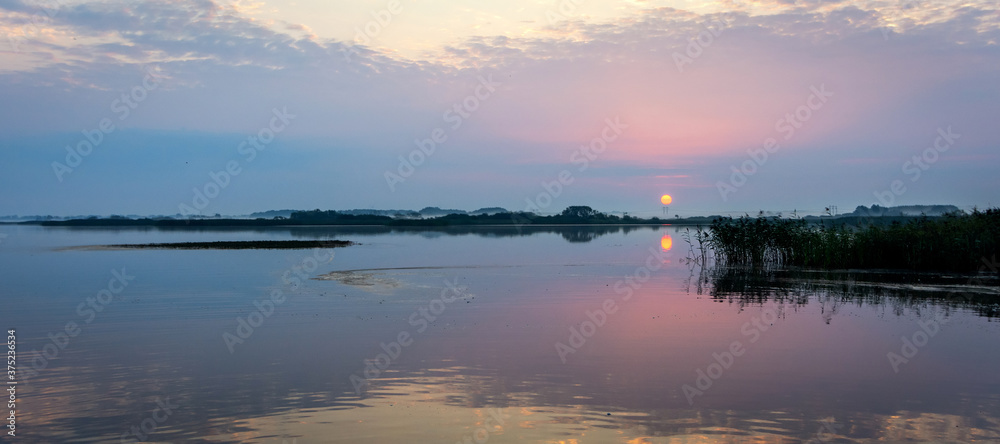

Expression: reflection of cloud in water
xmin=197 ymin=368 xmax=1000 ymax=443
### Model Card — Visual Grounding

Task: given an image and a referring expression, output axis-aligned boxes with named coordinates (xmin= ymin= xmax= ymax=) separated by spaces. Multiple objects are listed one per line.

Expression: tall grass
xmin=707 ymin=209 xmax=1000 ymax=272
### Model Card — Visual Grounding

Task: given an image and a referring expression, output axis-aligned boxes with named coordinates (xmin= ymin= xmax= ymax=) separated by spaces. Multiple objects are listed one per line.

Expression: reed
xmin=706 ymin=208 xmax=999 ymax=272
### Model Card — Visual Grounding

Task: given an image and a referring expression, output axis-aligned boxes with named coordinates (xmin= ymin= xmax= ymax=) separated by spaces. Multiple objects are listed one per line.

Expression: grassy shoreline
xmin=704 ymin=209 xmax=999 ymax=273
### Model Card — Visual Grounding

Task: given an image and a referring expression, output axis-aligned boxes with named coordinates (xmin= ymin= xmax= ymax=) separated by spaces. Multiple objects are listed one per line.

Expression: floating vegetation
xmin=98 ymin=240 xmax=353 ymax=250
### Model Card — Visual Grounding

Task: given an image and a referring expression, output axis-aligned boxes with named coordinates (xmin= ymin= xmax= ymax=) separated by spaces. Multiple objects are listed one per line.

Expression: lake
xmin=2 ymin=224 xmax=999 ymax=443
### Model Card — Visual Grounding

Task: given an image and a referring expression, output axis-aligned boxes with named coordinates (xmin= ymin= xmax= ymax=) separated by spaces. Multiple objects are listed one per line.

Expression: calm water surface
xmin=1 ymin=224 xmax=998 ymax=443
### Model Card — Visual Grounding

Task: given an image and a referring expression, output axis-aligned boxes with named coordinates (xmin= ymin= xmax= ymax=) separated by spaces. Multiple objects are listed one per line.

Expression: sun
xmin=660 ymin=194 xmax=672 ymax=205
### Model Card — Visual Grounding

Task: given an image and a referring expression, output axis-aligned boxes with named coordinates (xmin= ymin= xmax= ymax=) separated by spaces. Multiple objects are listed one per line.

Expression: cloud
xmin=0 ymin=0 xmax=997 ymax=214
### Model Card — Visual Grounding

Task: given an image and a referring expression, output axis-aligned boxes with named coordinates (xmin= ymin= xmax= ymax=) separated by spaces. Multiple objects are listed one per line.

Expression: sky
xmin=0 ymin=0 xmax=997 ymax=217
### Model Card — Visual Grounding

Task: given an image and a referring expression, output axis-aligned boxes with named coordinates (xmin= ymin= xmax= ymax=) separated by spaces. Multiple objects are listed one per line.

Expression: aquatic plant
xmin=703 ymin=267 xmax=1000 ymax=319
xmin=706 ymin=209 xmax=1000 ymax=273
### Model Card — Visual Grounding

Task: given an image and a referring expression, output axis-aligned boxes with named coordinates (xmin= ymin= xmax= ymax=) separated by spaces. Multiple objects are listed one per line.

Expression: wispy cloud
xmin=0 ymin=0 xmax=997 ymax=214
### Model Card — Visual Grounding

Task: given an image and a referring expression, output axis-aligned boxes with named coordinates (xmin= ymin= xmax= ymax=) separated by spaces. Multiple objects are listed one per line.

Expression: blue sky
xmin=0 ymin=0 xmax=998 ymax=217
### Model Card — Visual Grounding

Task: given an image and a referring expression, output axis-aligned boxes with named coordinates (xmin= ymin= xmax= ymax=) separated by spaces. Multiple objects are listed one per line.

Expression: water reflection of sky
xmin=2 ymin=225 xmax=999 ymax=443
